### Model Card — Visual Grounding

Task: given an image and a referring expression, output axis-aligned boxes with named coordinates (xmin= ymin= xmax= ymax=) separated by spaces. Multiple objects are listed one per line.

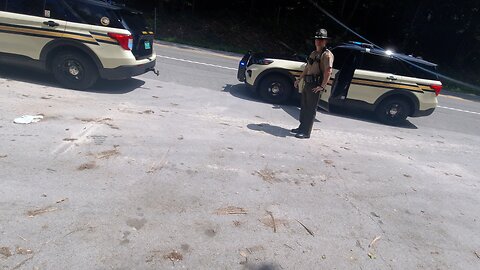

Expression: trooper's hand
xmin=294 ymin=79 xmax=299 ymax=89
xmin=312 ymin=86 xmax=323 ymax=93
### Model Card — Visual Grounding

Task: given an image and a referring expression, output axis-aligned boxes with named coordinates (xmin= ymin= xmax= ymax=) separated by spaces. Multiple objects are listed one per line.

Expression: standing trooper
xmin=292 ymin=29 xmax=334 ymax=139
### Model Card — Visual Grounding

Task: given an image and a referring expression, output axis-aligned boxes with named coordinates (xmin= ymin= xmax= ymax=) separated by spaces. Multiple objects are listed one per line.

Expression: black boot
xmin=290 ymin=128 xmax=302 ymax=133
xmin=295 ymin=133 xmax=310 ymax=139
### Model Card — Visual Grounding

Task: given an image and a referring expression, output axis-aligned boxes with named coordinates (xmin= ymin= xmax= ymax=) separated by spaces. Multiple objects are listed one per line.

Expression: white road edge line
xmin=438 ymin=106 xmax=480 ymax=115
xmin=157 ymin=55 xmax=237 ymax=71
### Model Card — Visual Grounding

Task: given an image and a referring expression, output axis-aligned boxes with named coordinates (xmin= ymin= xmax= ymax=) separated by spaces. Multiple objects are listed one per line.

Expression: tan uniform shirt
xmin=305 ymin=49 xmax=334 ymax=76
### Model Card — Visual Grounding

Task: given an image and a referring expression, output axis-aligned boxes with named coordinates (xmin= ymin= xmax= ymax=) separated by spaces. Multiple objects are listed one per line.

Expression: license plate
xmin=144 ymin=41 xmax=151 ymax=50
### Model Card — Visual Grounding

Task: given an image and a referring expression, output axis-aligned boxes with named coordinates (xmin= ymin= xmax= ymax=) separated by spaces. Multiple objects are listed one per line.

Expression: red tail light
xmin=108 ymin=33 xmax=133 ymax=50
xmin=431 ymin=84 xmax=443 ymax=96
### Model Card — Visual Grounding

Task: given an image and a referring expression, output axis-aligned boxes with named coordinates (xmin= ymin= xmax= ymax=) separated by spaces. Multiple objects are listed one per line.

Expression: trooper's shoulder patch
xmin=100 ymin=17 xmax=110 ymax=26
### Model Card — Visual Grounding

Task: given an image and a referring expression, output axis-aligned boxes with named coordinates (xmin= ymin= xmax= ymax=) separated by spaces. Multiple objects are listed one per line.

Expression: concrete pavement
xmin=0 ymin=44 xmax=479 ymax=270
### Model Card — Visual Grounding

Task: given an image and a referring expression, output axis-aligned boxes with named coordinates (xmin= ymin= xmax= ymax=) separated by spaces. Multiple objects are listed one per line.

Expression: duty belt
xmin=304 ymin=75 xmax=321 ymax=84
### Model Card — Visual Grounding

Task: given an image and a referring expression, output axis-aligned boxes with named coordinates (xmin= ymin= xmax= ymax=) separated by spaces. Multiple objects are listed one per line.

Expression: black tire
xmin=51 ymin=51 xmax=98 ymax=90
xmin=258 ymin=75 xmax=293 ymax=104
xmin=375 ymin=98 xmax=411 ymax=125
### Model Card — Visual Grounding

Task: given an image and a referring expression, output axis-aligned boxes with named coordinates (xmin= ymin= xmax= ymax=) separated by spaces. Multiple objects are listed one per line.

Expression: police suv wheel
xmin=52 ymin=51 xmax=98 ymax=90
xmin=376 ymin=98 xmax=410 ymax=125
xmin=258 ymin=75 xmax=292 ymax=104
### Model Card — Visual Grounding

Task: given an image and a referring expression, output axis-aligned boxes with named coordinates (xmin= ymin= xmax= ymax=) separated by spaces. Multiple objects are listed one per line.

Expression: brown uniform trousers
xmin=299 ymin=81 xmax=321 ymax=136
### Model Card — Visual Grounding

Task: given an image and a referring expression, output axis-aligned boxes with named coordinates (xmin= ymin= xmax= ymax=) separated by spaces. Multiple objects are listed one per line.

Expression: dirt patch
xmin=16 ymin=247 xmax=33 ymax=255
xmin=233 ymin=220 xmax=242 ymax=227
xmin=77 ymin=161 xmax=97 ymax=171
xmin=0 ymin=247 xmax=12 ymax=257
xmin=164 ymin=250 xmax=183 ymax=262
xmin=63 ymin=138 xmax=78 ymax=142
xmin=215 ymin=206 xmax=247 ymax=215
xmin=75 ymin=117 xmax=119 ymax=130
xmin=75 ymin=117 xmax=97 ymax=123
xmin=255 ymin=169 xmax=281 ymax=183
xmin=324 ymin=160 xmax=334 ymax=165
xmin=118 ymin=108 xmax=155 ymax=115
xmin=104 ymin=122 xmax=120 ymax=130
xmin=27 ymin=206 xmax=58 ymax=217
xmin=260 ymin=216 xmax=289 ymax=232
xmin=96 ymin=149 xmax=120 ymax=160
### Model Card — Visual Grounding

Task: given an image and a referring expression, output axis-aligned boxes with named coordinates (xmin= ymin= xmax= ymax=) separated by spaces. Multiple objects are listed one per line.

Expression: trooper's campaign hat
xmin=314 ymin=29 xmax=331 ymax=39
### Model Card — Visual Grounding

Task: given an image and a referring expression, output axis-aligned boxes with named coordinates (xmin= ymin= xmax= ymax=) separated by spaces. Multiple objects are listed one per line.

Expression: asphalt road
xmin=152 ymin=41 xmax=480 ymax=136
xmin=0 ymin=42 xmax=479 ymax=270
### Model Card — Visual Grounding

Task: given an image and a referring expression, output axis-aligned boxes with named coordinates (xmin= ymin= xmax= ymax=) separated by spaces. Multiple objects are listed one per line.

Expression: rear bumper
xmin=100 ymin=59 xmax=156 ymax=80
xmin=412 ymin=107 xmax=435 ymax=117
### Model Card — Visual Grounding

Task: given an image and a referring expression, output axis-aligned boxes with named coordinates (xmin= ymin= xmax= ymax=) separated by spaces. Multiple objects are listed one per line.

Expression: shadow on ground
xmin=244 ymin=262 xmax=282 ymax=270
xmin=0 ymin=65 xmax=144 ymax=94
xmin=247 ymin=123 xmax=294 ymax=138
xmin=327 ymin=107 xmax=418 ymax=129
xmin=224 ymin=83 xmax=418 ymax=129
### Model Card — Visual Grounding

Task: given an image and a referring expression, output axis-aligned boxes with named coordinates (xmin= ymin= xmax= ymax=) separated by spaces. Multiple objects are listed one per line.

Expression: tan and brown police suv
xmin=0 ymin=0 xmax=156 ymax=90
xmin=238 ymin=42 xmax=443 ymax=125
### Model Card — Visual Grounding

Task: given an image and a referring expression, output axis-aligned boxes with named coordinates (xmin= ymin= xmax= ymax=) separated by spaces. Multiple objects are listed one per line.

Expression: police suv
xmin=237 ymin=42 xmax=443 ymax=125
xmin=0 ymin=0 xmax=156 ymax=90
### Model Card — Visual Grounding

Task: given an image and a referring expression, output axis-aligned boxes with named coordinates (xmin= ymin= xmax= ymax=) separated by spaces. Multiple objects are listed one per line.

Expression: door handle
xmin=387 ymin=75 xmax=398 ymax=80
xmin=43 ymin=21 xmax=60 ymax=27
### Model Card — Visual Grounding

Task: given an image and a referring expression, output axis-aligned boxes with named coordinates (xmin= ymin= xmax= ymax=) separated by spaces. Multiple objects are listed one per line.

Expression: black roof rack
xmin=348 ymin=41 xmax=374 ymax=48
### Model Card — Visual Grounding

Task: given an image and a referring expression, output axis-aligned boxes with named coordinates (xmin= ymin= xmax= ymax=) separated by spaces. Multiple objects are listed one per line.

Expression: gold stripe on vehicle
xmin=91 ymin=34 xmax=117 ymax=43
xmin=0 ymin=24 xmax=63 ymax=38
xmin=0 ymin=24 xmax=98 ymax=44
xmin=62 ymin=33 xmax=97 ymax=43
xmin=351 ymin=78 xmax=424 ymax=92
xmin=419 ymin=85 xmax=434 ymax=91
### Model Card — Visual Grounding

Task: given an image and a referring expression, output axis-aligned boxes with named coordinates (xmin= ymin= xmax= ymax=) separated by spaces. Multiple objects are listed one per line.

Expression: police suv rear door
xmin=346 ymin=52 xmax=402 ymax=105
xmin=0 ymin=0 xmax=66 ymax=60
xmin=318 ymin=47 xmax=346 ymax=111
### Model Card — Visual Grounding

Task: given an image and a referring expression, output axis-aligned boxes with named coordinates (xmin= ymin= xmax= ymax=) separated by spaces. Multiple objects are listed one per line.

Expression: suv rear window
xmin=399 ymin=60 xmax=439 ymax=80
xmin=63 ymin=0 xmax=150 ymax=33
xmin=359 ymin=52 xmax=438 ymax=80
xmin=5 ymin=0 xmax=44 ymax=16
xmin=64 ymin=0 xmax=123 ymax=28
xmin=359 ymin=53 xmax=401 ymax=74
xmin=117 ymin=9 xmax=150 ymax=32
